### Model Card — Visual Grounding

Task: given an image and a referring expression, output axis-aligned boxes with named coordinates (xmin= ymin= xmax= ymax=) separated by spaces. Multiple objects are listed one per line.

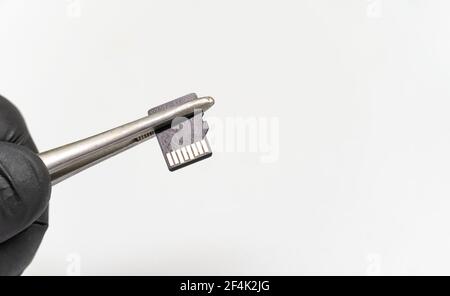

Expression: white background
xmin=1 ymin=0 xmax=450 ymax=275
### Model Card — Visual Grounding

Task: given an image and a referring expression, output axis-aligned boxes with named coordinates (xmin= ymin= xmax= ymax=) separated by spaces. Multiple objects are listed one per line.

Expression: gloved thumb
xmin=0 ymin=142 xmax=51 ymax=243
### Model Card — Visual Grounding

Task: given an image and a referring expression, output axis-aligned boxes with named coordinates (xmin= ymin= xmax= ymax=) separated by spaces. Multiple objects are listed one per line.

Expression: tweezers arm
xmin=39 ymin=116 xmax=155 ymax=185
xmin=38 ymin=96 xmax=215 ymax=186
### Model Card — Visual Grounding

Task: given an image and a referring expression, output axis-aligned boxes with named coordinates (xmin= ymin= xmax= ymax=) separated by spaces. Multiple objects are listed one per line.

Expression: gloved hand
xmin=0 ymin=96 xmax=51 ymax=276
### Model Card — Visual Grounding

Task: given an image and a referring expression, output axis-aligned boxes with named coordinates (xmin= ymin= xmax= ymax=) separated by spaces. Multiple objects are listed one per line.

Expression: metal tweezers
xmin=38 ymin=95 xmax=215 ymax=186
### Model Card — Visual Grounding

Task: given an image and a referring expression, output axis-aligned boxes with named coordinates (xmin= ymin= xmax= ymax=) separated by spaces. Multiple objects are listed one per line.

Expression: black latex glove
xmin=0 ymin=96 xmax=51 ymax=276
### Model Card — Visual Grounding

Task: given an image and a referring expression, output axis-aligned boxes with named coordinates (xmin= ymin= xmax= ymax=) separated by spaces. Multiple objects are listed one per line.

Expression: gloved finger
xmin=0 ymin=96 xmax=49 ymax=225
xmin=0 ymin=211 xmax=48 ymax=276
xmin=0 ymin=95 xmax=38 ymax=151
xmin=0 ymin=142 xmax=51 ymax=243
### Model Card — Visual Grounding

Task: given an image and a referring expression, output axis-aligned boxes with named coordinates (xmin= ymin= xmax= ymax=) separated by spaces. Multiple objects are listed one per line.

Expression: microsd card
xmin=148 ymin=94 xmax=213 ymax=171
